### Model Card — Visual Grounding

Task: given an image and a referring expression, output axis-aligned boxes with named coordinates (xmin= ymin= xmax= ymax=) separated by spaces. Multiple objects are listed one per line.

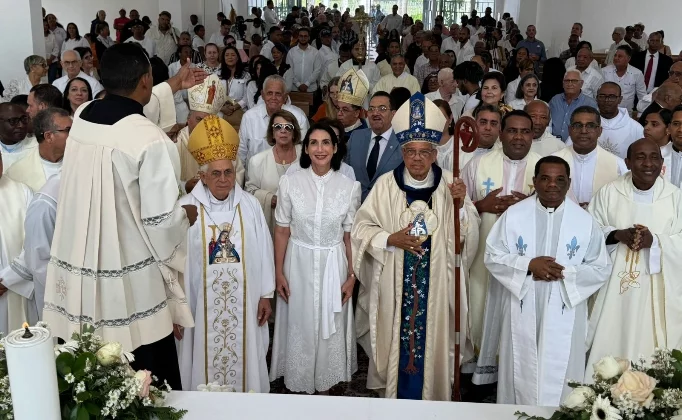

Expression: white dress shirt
xmin=579 ymin=66 xmax=604 ymax=99
xmin=366 ymin=127 xmax=393 ymax=164
xmin=286 ymin=45 xmax=322 ymax=91
xmin=260 ymin=39 xmax=275 ymax=61
xmin=380 ymin=14 xmax=402 ymax=33
xmin=565 ymin=57 xmax=601 ymax=73
xmin=52 ymin=71 xmax=103 ymax=96
xmin=454 ymin=41 xmax=475 ymax=65
xmin=61 ymin=38 xmax=90 ymax=54
xmin=643 ymin=51 xmax=660 ymax=93
xmin=263 ymin=8 xmax=279 ymax=32
xmin=192 ymin=35 xmax=205 ymax=52
xmin=221 ymin=73 xmax=251 ymax=109
xmin=605 ymin=39 xmax=629 ymax=66
xmin=505 ymin=77 xmax=521 ymax=104
xmin=41 ymin=159 xmax=62 ymax=180
xmin=425 ymin=89 xmax=464 ymax=118
xmin=602 ymin=65 xmax=647 ymax=111
xmin=146 ymin=26 xmax=179 ymax=64
xmin=44 ymin=33 xmax=59 ymax=61
xmin=125 ymin=36 xmax=157 ymax=57
xmin=318 ymin=45 xmax=338 ymax=68
xmin=671 ymin=146 xmax=682 ymax=187
xmin=97 ymin=35 xmax=115 ymax=49
xmin=52 ymin=27 xmax=67 ymax=56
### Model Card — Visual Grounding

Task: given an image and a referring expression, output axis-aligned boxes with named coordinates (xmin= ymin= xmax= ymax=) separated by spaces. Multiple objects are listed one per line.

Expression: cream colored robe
xmin=6 ymin=147 xmax=49 ymax=192
xmin=372 ymin=73 xmax=421 ymax=95
xmin=586 ymin=174 xmax=682 ymax=380
xmin=351 ymin=169 xmax=480 ymax=400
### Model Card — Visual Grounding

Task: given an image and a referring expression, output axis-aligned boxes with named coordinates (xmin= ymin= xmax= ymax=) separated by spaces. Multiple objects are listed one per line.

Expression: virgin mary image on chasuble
xmin=208 ymin=223 xmax=241 ymax=264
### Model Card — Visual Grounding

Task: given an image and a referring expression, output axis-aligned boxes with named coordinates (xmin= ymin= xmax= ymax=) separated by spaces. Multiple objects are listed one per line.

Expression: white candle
xmin=5 ymin=326 xmax=60 ymax=420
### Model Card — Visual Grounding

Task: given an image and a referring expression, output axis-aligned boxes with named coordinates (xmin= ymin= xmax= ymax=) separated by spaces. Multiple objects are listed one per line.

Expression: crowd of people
xmin=0 ymin=1 xmax=681 ymax=410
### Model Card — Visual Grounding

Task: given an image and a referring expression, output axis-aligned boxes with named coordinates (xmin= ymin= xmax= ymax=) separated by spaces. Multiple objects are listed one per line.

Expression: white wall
xmin=42 ymin=0 xmax=161 ymax=34
xmin=0 ymin=0 xmax=44 ymax=84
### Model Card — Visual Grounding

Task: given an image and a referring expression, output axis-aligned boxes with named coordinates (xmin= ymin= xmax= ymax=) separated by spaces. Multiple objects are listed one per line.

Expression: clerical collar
xmin=503 ymin=154 xmax=527 ymax=164
xmin=207 ymin=186 xmax=232 ymax=206
xmin=573 ymin=146 xmax=597 ymax=161
xmin=392 ymin=162 xmax=442 ymax=203
xmin=80 ymin=94 xmax=145 ymax=125
xmin=536 ymin=197 xmax=565 ymax=213
xmin=403 ymin=167 xmax=434 ymax=189
xmin=345 ymin=119 xmax=363 ymax=132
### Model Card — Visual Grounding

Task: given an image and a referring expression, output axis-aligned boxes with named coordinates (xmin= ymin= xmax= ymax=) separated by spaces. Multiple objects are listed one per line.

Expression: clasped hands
xmin=529 ymin=257 xmax=565 ymax=281
xmin=614 ymin=224 xmax=654 ymax=251
xmin=476 ymin=188 xmax=528 ymax=215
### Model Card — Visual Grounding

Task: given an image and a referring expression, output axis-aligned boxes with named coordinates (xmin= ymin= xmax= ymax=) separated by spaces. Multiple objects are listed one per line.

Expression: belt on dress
xmin=290 ymin=238 xmax=343 ymax=340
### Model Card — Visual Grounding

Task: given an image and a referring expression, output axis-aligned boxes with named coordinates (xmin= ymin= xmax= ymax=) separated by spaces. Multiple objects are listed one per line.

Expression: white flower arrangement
xmin=517 ymin=348 xmax=682 ymax=420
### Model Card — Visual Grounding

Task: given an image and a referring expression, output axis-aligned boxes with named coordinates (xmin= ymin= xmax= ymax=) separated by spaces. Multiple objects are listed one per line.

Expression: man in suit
xmin=346 ymin=91 xmax=403 ymax=202
xmin=631 ymin=32 xmax=673 ymax=93
xmin=638 ymin=81 xmax=682 ymax=125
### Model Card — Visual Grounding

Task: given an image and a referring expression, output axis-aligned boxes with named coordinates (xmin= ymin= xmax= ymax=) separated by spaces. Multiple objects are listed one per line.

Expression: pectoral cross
xmin=482 ymin=177 xmax=495 ymax=195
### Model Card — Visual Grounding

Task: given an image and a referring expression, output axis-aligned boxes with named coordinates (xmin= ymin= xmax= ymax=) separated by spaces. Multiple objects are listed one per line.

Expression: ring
xmin=410 ymin=246 xmax=414 ymax=250
xmin=546 ymin=274 xmax=550 ymax=279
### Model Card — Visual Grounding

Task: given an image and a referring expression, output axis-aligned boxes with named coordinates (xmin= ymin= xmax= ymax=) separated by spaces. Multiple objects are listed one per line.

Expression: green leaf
xmin=83 ymin=402 xmax=100 ymax=416
xmin=56 ymin=352 xmax=75 ymax=376
xmin=69 ymin=404 xmax=89 ymax=420
xmin=76 ymin=391 xmax=91 ymax=402
xmin=72 ymin=353 xmax=95 ymax=378
xmin=672 ymin=349 xmax=682 ymax=363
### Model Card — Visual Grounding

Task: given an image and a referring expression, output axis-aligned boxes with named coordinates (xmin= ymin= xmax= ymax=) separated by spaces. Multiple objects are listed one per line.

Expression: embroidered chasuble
xmin=178 ymin=182 xmax=275 ymax=392
xmin=586 ymin=174 xmax=682 ymax=380
xmin=0 ymin=176 xmax=33 ymax=335
xmin=552 ymin=145 xmax=624 ymax=204
xmin=352 ymin=163 xmax=480 ymax=400
xmin=477 ymin=197 xmax=610 ymax=405
xmin=461 ymin=148 xmax=540 ymax=360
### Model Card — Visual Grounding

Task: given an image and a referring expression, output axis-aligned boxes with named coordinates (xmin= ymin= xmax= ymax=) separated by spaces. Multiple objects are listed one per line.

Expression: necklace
xmin=274 ymin=145 xmax=295 ymax=165
xmin=201 ymin=187 xmax=239 ymax=236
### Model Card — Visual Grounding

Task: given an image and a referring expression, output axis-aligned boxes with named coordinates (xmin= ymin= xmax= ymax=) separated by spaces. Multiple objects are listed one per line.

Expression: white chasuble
xmin=661 ymin=142 xmax=682 ymax=187
xmin=178 ymin=182 xmax=274 ymax=392
xmin=462 ymin=148 xmax=540 ymax=359
xmin=586 ymin=174 xmax=682 ymax=380
xmin=553 ymin=145 xmax=623 ymax=205
xmin=0 ymin=176 xmax=33 ymax=335
xmin=478 ymin=198 xmax=610 ymax=406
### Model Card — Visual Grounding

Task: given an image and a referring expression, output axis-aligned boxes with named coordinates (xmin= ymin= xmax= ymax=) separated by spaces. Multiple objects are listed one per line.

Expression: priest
xmin=524 ymin=100 xmax=565 ymax=157
xmin=0 ymin=103 xmax=35 ymax=172
xmin=461 ymin=110 xmax=541 ymax=375
xmin=43 ymin=43 xmax=196 ymax=390
xmin=586 ymin=138 xmax=682 ymax=380
xmin=482 ymin=156 xmax=611 ymax=406
xmin=177 ymin=115 xmax=274 ymax=393
xmin=662 ymin=105 xmax=681 ymax=186
xmin=175 ymin=74 xmax=245 ymax=194
xmin=552 ymin=106 xmax=627 ymax=208
xmin=352 ymin=92 xmax=480 ymax=400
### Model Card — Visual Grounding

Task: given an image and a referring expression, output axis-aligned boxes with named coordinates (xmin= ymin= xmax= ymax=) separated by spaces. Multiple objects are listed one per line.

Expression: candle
xmin=5 ymin=324 xmax=60 ymax=420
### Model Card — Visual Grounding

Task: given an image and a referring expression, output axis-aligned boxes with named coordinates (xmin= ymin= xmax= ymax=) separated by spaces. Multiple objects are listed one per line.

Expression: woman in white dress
xmin=269 ymin=122 xmax=360 ymax=394
xmin=508 ymin=73 xmax=540 ymax=110
xmin=245 ymin=109 xmax=302 ymax=236
xmin=220 ymin=46 xmax=251 ymax=127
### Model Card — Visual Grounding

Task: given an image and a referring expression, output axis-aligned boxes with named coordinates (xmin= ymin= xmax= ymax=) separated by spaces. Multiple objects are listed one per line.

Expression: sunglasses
xmin=272 ymin=123 xmax=295 ymax=132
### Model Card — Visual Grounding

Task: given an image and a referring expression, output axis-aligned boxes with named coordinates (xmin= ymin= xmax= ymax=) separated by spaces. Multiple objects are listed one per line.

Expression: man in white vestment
xmin=373 ymin=55 xmax=420 ymax=96
xmin=0 ymin=151 xmax=34 ymax=335
xmin=352 ymin=92 xmax=480 ymax=401
xmin=336 ymin=39 xmax=381 ymax=93
xmin=425 ymin=68 xmax=464 ymax=119
xmin=238 ymin=75 xmax=309 ymax=165
xmin=0 ymin=103 xmax=35 ymax=173
xmin=43 ymin=44 xmax=200 ymax=390
xmin=524 ymin=101 xmax=565 ymax=157
xmin=554 ymin=106 xmax=628 ymax=208
xmin=7 ymin=108 xmax=70 ymax=191
xmin=593 ymin=82 xmax=643 ymax=159
xmin=52 ymin=50 xmax=104 ymax=97
xmin=480 ymin=156 xmax=611 ymax=406
xmin=586 ymin=138 xmax=682 ymax=380
xmin=662 ymin=106 xmax=682 ymax=186
xmin=462 ymin=110 xmax=541 ymax=384
xmin=177 ymin=115 xmax=274 ymax=392
xmin=176 ymin=74 xmax=245 ymax=193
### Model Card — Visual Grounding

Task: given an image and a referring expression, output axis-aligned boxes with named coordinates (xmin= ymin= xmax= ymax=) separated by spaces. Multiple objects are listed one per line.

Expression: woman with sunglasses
xmin=245 ymin=110 xmax=302 ymax=236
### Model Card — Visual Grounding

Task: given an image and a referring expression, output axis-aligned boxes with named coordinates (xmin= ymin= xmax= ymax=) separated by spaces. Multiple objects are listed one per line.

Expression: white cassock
xmin=462 ymin=147 xmax=541 ymax=362
xmin=586 ymin=174 xmax=682 ymax=380
xmin=178 ymin=181 xmax=275 ymax=392
xmin=530 ymin=131 xmax=566 ymax=157
xmin=480 ymin=197 xmax=611 ymax=406
xmin=373 ymin=73 xmax=421 ymax=96
xmin=552 ymin=145 xmax=627 ymax=205
xmin=245 ymin=145 xmax=302 ymax=236
xmin=0 ymin=175 xmax=33 ymax=335
xmin=352 ymin=167 xmax=480 ymax=400
xmin=0 ymin=175 xmax=59 ymax=325
xmin=661 ymin=142 xmax=682 ymax=187
xmin=269 ymin=168 xmax=361 ymax=393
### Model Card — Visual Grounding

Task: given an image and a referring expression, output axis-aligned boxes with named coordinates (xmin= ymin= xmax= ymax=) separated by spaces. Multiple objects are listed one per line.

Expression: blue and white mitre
xmin=392 ymin=92 xmax=446 ymax=146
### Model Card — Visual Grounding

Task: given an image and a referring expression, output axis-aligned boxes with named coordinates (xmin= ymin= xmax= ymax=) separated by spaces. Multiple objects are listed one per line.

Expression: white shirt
xmin=44 ymin=33 xmax=59 ymax=60
xmin=454 ymin=41 xmax=475 ymax=65
xmin=192 ymin=35 xmax=205 ymax=52
xmin=505 ymin=77 xmax=521 ymax=104
xmin=237 ymin=103 xmax=310 ymax=164
xmin=669 ymin=145 xmax=682 ymax=187
xmin=52 ymin=71 xmax=103 ymax=96
xmin=318 ymin=45 xmax=338 ymax=68
xmin=260 ymin=40 xmax=275 ymax=61
xmin=320 ymin=60 xmax=340 ymax=88
xmin=380 ymin=14 xmax=402 ymax=33
xmin=441 ymin=37 xmax=458 ymax=53
xmin=579 ymin=66 xmax=604 ymax=99
xmin=286 ymin=45 xmax=322 ymax=91
xmin=565 ymin=57 xmax=601 ymax=74
xmin=602 ymin=65 xmax=647 ymax=111
xmin=51 ymin=27 xmax=67 ymax=55
xmin=61 ymin=37 xmax=89 ymax=53
xmin=221 ymin=73 xmax=251 ymax=109
xmin=570 ymin=147 xmax=627 ymax=204
xmin=606 ymin=39 xmax=629 ymax=66
xmin=426 ymin=89 xmax=465 ymax=118
xmin=414 ymin=54 xmax=429 ymax=70
xmin=365 ymin=127 xmax=393 ymax=164
xmin=40 ymin=158 xmax=62 ymax=180
xmin=263 ymin=7 xmax=279 ymax=32
xmin=643 ymin=51 xmax=660 ymax=93
xmin=125 ymin=36 xmax=157 ymax=57
xmin=97 ymin=35 xmax=115 ymax=49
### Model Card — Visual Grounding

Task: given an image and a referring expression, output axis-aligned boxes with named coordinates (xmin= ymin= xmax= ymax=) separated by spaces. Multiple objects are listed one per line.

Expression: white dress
xmin=269 ymin=168 xmax=360 ymax=393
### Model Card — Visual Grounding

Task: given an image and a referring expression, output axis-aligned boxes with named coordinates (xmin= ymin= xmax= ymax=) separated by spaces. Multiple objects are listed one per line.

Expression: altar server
xmin=481 ymin=156 xmax=611 ymax=406
xmin=586 ymin=138 xmax=682 ymax=380
xmin=352 ymin=92 xmax=480 ymax=400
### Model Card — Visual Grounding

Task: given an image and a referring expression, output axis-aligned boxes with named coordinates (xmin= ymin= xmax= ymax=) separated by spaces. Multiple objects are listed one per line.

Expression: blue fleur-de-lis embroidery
xmin=515 ymin=236 xmax=527 ymax=256
xmin=566 ymin=236 xmax=580 ymax=260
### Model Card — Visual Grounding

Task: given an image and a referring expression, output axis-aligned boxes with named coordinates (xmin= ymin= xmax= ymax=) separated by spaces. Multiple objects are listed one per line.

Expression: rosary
xmin=619 ymin=225 xmax=644 ymax=294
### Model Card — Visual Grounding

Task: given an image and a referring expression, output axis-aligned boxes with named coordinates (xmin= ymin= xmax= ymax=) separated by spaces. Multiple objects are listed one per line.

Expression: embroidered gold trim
xmin=238 ymin=205 xmax=247 ymax=390
xmin=201 ymin=206 xmax=209 ymax=384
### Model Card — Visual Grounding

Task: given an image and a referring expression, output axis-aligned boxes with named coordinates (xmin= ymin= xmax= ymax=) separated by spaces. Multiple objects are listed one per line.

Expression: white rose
xmin=563 ymin=386 xmax=596 ymax=410
xmin=593 ymin=356 xmax=621 ymax=380
xmin=96 ymin=342 xmax=122 ymax=366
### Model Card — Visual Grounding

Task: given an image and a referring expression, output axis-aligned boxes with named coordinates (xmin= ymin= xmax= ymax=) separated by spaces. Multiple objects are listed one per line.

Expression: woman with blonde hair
xmin=246 ymin=109 xmax=303 ymax=236
xmin=312 ymin=76 xmax=340 ymax=121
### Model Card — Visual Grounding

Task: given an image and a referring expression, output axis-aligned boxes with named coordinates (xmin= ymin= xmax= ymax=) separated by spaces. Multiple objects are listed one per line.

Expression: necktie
xmin=644 ymin=54 xmax=655 ymax=88
xmin=367 ymin=136 xmax=381 ymax=180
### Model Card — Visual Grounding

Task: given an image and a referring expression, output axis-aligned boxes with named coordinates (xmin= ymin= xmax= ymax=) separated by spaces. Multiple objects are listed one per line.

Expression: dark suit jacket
xmin=632 ymin=51 xmax=673 ymax=88
xmin=638 ymin=101 xmax=663 ymax=126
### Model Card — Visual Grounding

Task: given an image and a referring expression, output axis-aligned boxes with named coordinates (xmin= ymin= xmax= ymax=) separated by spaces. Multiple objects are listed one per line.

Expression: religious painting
xmin=207 ymin=81 xmax=217 ymax=105
xmin=340 ymin=75 xmax=354 ymax=93
xmin=208 ymin=223 xmax=241 ymax=264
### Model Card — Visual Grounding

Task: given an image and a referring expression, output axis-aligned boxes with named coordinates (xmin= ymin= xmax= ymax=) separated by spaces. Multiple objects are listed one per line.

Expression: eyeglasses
xmin=272 ymin=123 xmax=294 ymax=132
xmin=209 ymin=169 xmax=234 ymax=179
xmin=368 ymin=105 xmax=390 ymax=113
xmin=596 ymin=94 xmax=620 ymax=102
xmin=563 ymin=79 xmax=582 ymax=85
xmin=51 ymin=127 xmax=71 ymax=134
xmin=569 ymin=122 xmax=600 ymax=132
xmin=403 ymin=148 xmax=434 ymax=159
xmin=0 ymin=115 xmax=29 ymax=127
xmin=669 ymin=70 xmax=682 ymax=78
xmin=63 ymin=60 xmax=80 ymax=67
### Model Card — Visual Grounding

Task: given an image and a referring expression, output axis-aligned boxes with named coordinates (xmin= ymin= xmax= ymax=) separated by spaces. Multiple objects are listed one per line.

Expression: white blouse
xmin=61 ymin=38 xmax=90 ymax=53
xmin=221 ymin=73 xmax=251 ymax=109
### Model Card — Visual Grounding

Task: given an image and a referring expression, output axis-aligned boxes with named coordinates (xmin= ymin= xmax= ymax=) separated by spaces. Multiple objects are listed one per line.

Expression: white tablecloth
xmin=166 ymin=391 xmax=556 ymax=419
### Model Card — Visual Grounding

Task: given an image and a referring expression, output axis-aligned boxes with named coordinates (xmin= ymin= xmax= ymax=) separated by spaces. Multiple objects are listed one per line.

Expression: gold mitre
xmin=188 ymin=73 xmax=226 ymax=114
xmin=188 ymin=115 xmax=239 ymax=165
xmin=336 ymin=67 xmax=369 ymax=107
